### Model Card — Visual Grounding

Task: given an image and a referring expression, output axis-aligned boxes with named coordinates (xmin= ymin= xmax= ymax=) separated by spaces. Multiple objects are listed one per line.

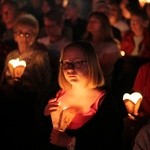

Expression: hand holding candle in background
xmin=0 ymin=13 xmax=52 ymax=149
xmin=123 ymin=92 xmax=143 ymax=117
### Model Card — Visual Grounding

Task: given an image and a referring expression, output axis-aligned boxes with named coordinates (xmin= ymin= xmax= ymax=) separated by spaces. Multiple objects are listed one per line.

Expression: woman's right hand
xmin=44 ymin=98 xmax=60 ymax=116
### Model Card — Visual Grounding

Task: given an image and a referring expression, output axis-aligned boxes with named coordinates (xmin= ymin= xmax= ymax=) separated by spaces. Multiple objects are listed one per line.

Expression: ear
xmin=14 ymin=33 xmax=18 ymax=42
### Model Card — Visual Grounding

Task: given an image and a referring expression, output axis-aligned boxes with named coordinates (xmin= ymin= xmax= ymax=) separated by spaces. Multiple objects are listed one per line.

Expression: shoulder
xmin=31 ymin=49 xmax=49 ymax=63
xmin=138 ymin=62 xmax=150 ymax=75
xmin=134 ymin=124 xmax=150 ymax=149
xmin=99 ymin=90 xmax=122 ymax=116
xmin=140 ymin=62 xmax=150 ymax=70
xmin=99 ymin=89 xmax=116 ymax=107
xmin=139 ymin=124 xmax=150 ymax=135
xmin=6 ymin=50 xmax=18 ymax=59
xmin=37 ymin=36 xmax=49 ymax=46
xmin=141 ymin=124 xmax=150 ymax=134
xmin=7 ymin=49 xmax=18 ymax=55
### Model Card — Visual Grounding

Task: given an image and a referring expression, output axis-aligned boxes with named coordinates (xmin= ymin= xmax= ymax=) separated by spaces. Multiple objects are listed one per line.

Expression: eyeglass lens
xmin=60 ymin=61 xmax=87 ymax=69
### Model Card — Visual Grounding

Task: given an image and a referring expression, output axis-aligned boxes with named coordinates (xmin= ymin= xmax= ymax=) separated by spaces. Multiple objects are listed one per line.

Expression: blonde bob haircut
xmin=58 ymin=41 xmax=105 ymax=89
xmin=13 ymin=13 xmax=39 ymax=38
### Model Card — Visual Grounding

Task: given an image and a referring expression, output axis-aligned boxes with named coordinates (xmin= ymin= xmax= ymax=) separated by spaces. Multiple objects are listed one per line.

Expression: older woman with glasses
xmin=0 ymin=13 xmax=52 ymax=149
xmin=120 ymin=9 xmax=150 ymax=57
xmin=44 ymin=41 xmax=123 ymax=150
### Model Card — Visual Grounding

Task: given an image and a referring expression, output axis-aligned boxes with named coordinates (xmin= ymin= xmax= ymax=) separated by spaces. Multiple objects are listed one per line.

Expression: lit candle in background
xmin=139 ymin=0 xmax=150 ymax=7
xmin=123 ymin=92 xmax=143 ymax=116
xmin=123 ymin=92 xmax=143 ymax=104
xmin=8 ymin=58 xmax=26 ymax=79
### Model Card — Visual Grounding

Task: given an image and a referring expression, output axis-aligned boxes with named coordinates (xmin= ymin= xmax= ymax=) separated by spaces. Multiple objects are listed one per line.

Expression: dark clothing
xmin=0 ymin=48 xmax=52 ymax=150
xmin=65 ymin=18 xmax=87 ymax=41
xmin=112 ymin=26 xmax=122 ymax=42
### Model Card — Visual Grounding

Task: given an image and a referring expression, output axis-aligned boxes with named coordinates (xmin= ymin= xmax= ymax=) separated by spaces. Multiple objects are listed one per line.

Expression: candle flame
xmin=123 ymin=92 xmax=143 ymax=104
xmin=9 ymin=58 xmax=26 ymax=68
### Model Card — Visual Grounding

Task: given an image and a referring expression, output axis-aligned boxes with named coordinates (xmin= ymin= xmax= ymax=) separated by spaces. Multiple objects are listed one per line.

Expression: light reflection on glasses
xmin=130 ymin=19 xmax=140 ymax=25
xmin=59 ymin=60 xmax=87 ymax=69
xmin=14 ymin=31 xmax=35 ymax=38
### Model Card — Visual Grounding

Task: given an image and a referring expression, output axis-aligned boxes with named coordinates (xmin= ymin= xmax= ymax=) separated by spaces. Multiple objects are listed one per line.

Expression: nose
xmin=68 ymin=63 xmax=75 ymax=70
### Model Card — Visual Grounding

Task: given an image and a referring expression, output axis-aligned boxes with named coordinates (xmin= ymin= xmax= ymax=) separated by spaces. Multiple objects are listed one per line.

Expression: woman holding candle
xmin=123 ymin=62 xmax=150 ymax=150
xmin=0 ymin=13 xmax=52 ymax=149
xmin=44 ymin=41 xmax=123 ymax=150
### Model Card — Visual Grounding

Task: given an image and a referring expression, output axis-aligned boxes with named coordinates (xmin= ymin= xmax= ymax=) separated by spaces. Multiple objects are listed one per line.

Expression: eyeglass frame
xmin=14 ymin=31 xmax=35 ymax=38
xmin=59 ymin=60 xmax=87 ymax=70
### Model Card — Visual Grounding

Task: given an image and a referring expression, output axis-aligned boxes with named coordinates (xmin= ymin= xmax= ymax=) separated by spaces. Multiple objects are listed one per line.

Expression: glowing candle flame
xmin=123 ymin=92 xmax=143 ymax=104
xmin=139 ymin=0 xmax=150 ymax=7
xmin=9 ymin=58 xmax=26 ymax=68
xmin=8 ymin=58 xmax=26 ymax=78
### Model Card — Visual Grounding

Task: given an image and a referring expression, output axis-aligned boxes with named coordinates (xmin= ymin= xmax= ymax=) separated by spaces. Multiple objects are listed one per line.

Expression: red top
xmin=133 ymin=63 xmax=150 ymax=116
xmin=120 ymin=29 xmax=150 ymax=57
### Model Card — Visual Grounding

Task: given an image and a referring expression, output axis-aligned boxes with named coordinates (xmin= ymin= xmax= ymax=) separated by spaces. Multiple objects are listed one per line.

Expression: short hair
xmin=44 ymin=9 xmax=65 ymax=24
xmin=87 ymin=11 xmax=113 ymax=42
xmin=58 ymin=41 xmax=105 ymax=89
xmin=13 ymin=13 xmax=39 ymax=37
xmin=131 ymin=9 xmax=148 ymax=21
xmin=43 ymin=0 xmax=57 ymax=8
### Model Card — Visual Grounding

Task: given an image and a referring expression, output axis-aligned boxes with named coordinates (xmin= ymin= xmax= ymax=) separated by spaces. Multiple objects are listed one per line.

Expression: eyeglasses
xmin=130 ymin=19 xmax=140 ymax=25
xmin=59 ymin=60 xmax=87 ymax=69
xmin=14 ymin=31 xmax=35 ymax=38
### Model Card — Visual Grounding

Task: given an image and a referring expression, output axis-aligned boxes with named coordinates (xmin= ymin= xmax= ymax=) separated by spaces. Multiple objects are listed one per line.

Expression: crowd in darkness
xmin=0 ymin=0 xmax=150 ymax=150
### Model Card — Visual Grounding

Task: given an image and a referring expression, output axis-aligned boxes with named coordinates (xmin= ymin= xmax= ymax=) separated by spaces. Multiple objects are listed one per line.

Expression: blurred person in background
xmin=38 ymin=9 xmax=71 ymax=95
xmin=123 ymin=62 xmax=150 ymax=150
xmin=1 ymin=0 xmax=19 ymax=42
xmin=38 ymin=9 xmax=71 ymax=59
xmin=93 ymin=0 xmax=122 ymax=42
xmin=108 ymin=1 xmax=129 ymax=38
xmin=83 ymin=11 xmax=121 ymax=89
xmin=0 ymin=0 xmax=19 ymax=77
xmin=38 ymin=0 xmax=58 ymax=38
xmin=64 ymin=2 xmax=87 ymax=41
xmin=0 ymin=13 xmax=52 ymax=150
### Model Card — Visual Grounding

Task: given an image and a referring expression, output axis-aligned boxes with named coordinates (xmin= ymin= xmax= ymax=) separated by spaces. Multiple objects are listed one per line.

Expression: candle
xmin=8 ymin=58 xmax=26 ymax=79
xmin=50 ymin=100 xmax=76 ymax=132
xmin=123 ymin=92 xmax=143 ymax=104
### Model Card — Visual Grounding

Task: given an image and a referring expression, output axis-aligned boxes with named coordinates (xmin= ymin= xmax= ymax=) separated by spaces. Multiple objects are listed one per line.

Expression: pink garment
xmin=56 ymin=90 xmax=105 ymax=129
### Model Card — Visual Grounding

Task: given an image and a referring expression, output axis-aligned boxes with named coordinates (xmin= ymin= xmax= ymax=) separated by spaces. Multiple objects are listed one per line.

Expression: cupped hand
xmin=44 ymin=98 xmax=61 ymax=116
